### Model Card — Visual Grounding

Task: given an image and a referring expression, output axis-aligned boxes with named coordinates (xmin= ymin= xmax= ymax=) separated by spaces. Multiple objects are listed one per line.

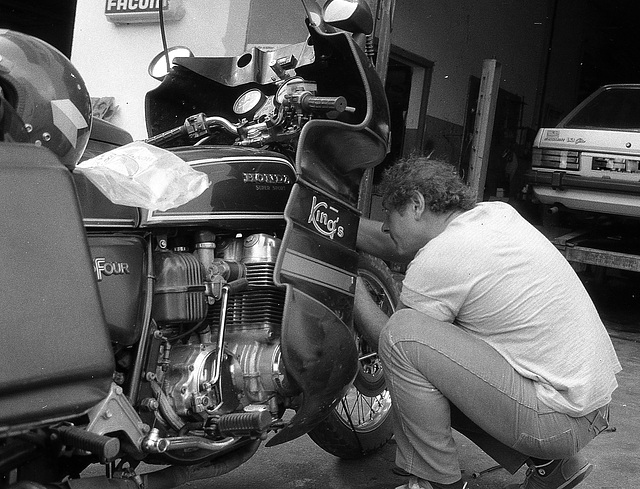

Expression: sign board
xmin=105 ymin=0 xmax=185 ymax=24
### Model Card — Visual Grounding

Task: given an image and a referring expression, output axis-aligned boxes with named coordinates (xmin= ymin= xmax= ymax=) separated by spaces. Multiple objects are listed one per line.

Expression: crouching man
xmin=354 ymin=156 xmax=621 ymax=489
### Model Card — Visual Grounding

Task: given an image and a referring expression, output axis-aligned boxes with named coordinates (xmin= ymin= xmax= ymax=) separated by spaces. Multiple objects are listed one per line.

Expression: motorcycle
xmin=0 ymin=1 xmax=398 ymax=487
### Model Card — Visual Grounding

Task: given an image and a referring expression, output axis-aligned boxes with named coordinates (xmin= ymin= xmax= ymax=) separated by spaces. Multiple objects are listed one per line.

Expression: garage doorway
xmin=375 ymin=46 xmax=433 ymax=184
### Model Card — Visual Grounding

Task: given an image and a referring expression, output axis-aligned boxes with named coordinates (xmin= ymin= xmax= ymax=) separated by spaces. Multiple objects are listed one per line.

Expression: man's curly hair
xmin=379 ymin=156 xmax=477 ymax=214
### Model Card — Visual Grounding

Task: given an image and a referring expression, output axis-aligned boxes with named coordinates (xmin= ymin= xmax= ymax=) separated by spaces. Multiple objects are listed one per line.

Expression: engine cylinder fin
xmin=245 ymin=262 xmax=277 ymax=286
xmin=211 ymin=275 xmax=285 ymax=327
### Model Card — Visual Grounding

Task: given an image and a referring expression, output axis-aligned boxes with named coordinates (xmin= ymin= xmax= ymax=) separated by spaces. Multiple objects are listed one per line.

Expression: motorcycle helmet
xmin=0 ymin=29 xmax=92 ymax=170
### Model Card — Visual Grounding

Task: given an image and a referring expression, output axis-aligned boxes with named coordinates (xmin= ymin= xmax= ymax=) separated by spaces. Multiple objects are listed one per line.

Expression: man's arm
xmin=353 ymin=277 xmax=404 ymax=351
xmin=357 ymin=217 xmax=409 ymax=263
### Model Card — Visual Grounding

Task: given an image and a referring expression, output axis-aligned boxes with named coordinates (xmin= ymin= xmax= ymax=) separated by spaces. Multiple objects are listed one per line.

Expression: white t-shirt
xmin=401 ymin=201 xmax=621 ymax=416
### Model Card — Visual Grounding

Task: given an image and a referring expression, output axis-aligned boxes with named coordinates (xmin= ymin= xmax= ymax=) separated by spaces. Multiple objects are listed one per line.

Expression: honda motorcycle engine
xmin=149 ymin=230 xmax=291 ymax=429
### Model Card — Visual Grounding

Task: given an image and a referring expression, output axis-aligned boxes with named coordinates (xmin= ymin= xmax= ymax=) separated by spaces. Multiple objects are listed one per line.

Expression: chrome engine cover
xmin=162 ymin=343 xmax=239 ymax=416
xmin=157 ymin=233 xmax=290 ymax=422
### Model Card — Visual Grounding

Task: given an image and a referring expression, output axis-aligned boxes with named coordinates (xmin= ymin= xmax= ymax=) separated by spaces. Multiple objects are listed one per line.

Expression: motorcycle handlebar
xmin=145 ymin=92 xmax=352 ymax=148
xmin=297 ymin=93 xmax=351 ymax=113
xmin=145 ymin=126 xmax=187 ymax=146
xmin=204 ymin=116 xmax=240 ymax=136
xmin=145 ymin=114 xmax=240 ymax=147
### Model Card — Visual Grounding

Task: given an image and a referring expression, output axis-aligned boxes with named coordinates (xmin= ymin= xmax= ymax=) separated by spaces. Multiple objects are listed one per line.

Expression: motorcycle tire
xmin=308 ymin=252 xmax=400 ymax=459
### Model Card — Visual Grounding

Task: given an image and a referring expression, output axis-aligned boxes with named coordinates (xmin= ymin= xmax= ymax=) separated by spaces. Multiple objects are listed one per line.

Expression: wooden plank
xmin=468 ymin=59 xmax=501 ymax=201
xmin=564 ymin=246 xmax=640 ymax=273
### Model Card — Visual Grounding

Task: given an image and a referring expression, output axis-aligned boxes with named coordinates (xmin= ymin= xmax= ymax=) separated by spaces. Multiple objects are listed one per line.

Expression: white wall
xmin=71 ymin=0 xmax=549 ymax=140
xmin=71 ymin=0 xmax=251 ymax=140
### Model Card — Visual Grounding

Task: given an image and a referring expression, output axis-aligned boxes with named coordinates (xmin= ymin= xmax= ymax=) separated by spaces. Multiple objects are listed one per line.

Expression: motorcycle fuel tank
xmin=140 ymin=146 xmax=296 ymax=231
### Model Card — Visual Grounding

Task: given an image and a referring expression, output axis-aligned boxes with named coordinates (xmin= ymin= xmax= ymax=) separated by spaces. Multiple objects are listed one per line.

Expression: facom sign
xmin=104 ymin=0 xmax=185 ymax=24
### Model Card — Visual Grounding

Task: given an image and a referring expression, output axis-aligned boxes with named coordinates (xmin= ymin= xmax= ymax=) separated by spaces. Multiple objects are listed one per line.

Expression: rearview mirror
xmin=323 ymin=0 xmax=374 ymax=35
xmin=148 ymin=46 xmax=194 ymax=80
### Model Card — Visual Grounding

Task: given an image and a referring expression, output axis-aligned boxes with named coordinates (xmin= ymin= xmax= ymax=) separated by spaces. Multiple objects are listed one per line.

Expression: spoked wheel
xmin=308 ymin=252 xmax=400 ymax=459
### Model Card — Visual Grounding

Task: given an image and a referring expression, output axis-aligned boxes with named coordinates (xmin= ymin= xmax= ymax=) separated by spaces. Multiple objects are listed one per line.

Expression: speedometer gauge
xmin=233 ymin=89 xmax=267 ymax=118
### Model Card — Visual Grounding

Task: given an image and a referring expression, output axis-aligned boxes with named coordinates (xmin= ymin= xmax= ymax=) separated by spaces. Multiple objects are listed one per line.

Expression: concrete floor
xmin=178 ymin=270 xmax=639 ymax=489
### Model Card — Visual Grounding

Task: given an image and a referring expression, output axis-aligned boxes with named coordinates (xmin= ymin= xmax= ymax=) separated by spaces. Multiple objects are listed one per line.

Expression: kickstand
xmin=471 ymin=464 xmax=503 ymax=478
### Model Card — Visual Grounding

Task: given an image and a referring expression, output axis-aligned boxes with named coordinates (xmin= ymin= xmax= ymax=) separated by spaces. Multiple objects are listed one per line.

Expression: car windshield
xmin=562 ymin=87 xmax=640 ymax=131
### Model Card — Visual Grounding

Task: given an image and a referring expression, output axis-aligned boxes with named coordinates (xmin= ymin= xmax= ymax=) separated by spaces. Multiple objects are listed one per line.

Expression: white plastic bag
xmin=75 ymin=141 xmax=210 ymax=211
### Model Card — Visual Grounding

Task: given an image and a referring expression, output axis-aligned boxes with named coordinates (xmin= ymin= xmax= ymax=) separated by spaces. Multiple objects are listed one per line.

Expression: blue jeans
xmin=379 ymin=309 xmax=610 ymax=485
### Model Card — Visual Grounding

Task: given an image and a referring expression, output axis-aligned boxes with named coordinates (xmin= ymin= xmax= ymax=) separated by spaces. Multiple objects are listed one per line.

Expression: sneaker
xmin=395 ymin=477 xmax=432 ymax=489
xmin=504 ymin=454 xmax=593 ymax=489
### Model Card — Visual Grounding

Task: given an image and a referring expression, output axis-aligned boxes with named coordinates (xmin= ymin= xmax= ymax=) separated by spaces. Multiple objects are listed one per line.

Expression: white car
xmin=528 ymin=84 xmax=640 ymax=219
